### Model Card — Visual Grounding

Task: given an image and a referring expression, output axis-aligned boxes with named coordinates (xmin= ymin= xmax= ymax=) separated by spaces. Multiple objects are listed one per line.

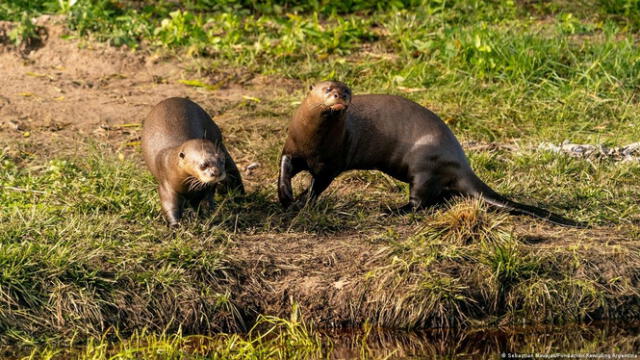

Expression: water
xmin=328 ymin=322 xmax=640 ymax=359
xmin=3 ymin=321 xmax=638 ymax=359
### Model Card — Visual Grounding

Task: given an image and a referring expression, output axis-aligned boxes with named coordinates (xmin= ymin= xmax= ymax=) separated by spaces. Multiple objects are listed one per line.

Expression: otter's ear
xmin=308 ymin=84 xmax=313 ymax=91
xmin=179 ymin=152 xmax=185 ymax=159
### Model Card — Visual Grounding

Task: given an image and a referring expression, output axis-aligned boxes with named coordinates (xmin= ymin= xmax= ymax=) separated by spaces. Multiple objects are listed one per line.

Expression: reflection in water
xmin=4 ymin=322 xmax=639 ymax=359
xmin=327 ymin=322 xmax=640 ymax=359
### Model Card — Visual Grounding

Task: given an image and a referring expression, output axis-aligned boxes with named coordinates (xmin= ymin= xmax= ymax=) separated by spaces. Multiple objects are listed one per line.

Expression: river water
xmin=3 ymin=321 xmax=638 ymax=359
xmin=328 ymin=322 xmax=640 ymax=359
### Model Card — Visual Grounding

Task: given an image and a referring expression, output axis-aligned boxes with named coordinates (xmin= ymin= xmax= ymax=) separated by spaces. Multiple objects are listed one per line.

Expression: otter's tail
xmin=457 ymin=172 xmax=587 ymax=228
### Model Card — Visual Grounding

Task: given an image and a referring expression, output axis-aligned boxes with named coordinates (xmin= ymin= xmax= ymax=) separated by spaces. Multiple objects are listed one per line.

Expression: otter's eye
xmin=200 ymin=163 xmax=207 ymax=171
xmin=179 ymin=152 xmax=185 ymax=159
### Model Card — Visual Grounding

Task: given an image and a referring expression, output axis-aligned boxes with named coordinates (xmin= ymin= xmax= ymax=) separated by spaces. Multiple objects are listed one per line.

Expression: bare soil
xmin=0 ymin=16 xmax=293 ymax=169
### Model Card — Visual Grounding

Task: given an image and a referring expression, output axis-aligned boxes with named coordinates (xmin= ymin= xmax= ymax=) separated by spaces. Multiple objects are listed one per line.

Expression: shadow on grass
xmin=176 ymin=189 xmax=391 ymax=236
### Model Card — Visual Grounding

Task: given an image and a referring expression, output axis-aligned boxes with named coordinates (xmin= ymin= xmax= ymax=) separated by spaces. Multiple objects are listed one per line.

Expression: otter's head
xmin=178 ymin=139 xmax=226 ymax=186
xmin=307 ymin=81 xmax=352 ymax=113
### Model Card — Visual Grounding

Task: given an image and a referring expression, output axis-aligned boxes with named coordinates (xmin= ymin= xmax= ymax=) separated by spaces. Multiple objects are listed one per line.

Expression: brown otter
xmin=142 ymin=97 xmax=244 ymax=226
xmin=278 ymin=81 xmax=585 ymax=228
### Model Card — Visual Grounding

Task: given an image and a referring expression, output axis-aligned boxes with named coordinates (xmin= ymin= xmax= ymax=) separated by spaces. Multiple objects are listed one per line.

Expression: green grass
xmin=2 ymin=140 xmax=638 ymax=347
xmin=3 ymin=1 xmax=640 ymax=148
xmin=1 ymin=143 xmax=638 ymax=345
xmin=361 ymin=200 xmax=639 ymax=328
xmin=1 ymin=0 xmax=640 ymax=357
xmin=0 ymin=150 xmax=244 ymax=342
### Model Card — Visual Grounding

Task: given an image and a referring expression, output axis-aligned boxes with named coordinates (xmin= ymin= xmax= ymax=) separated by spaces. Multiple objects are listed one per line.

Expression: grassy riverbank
xmin=1 ymin=0 xmax=640 ymax=357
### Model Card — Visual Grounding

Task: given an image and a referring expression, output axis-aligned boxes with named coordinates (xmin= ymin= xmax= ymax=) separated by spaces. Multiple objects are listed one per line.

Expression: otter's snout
xmin=326 ymin=90 xmax=350 ymax=111
xmin=196 ymin=157 xmax=226 ymax=183
xmin=328 ymin=89 xmax=349 ymax=101
xmin=331 ymin=91 xmax=348 ymax=100
xmin=200 ymin=167 xmax=225 ymax=183
xmin=309 ymin=80 xmax=352 ymax=112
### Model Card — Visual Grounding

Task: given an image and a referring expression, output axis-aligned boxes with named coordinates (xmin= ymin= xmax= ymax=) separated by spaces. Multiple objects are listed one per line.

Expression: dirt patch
xmin=0 ymin=16 xmax=297 ymax=167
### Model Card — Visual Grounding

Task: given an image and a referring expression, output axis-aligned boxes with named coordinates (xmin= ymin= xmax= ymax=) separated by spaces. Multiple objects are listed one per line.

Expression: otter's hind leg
xmin=403 ymin=172 xmax=445 ymax=211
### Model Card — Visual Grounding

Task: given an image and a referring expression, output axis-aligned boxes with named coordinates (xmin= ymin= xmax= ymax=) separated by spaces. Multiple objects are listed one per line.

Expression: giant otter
xmin=142 ymin=97 xmax=244 ymax=226
xmin=278 ymin=81 xmax=585 ymax=227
